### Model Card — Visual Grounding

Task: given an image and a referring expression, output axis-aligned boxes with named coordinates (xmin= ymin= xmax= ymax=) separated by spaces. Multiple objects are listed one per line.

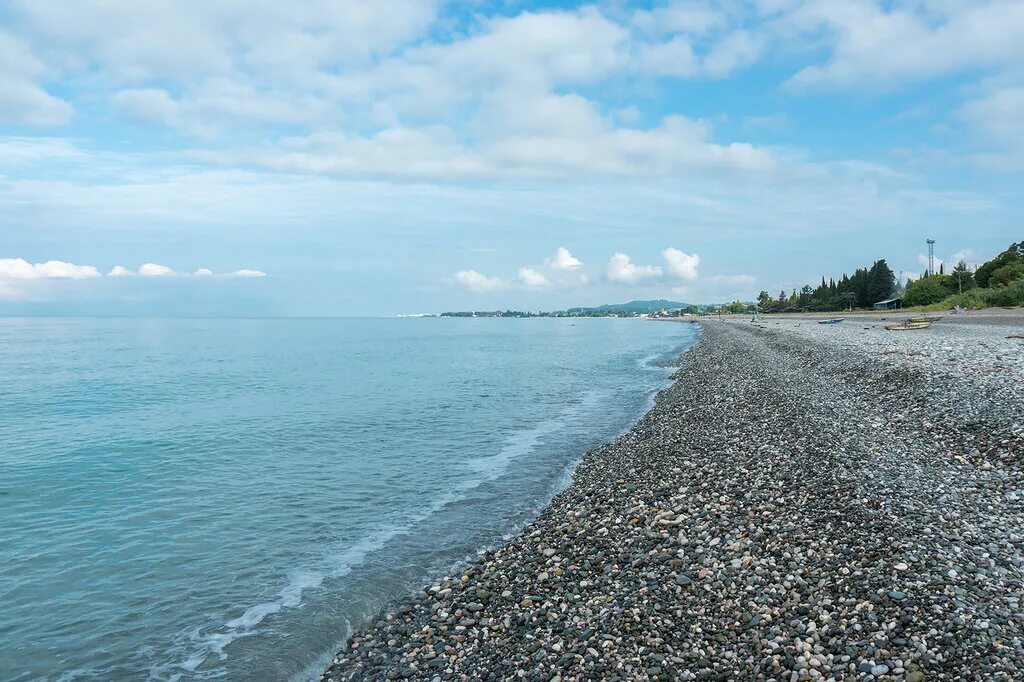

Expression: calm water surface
xmin=0 ymin=317 xmax=697 ymax=681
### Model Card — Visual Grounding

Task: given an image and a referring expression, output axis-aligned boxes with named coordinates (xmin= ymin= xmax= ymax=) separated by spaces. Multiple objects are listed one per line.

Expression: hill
xmin=566 ymin=299 xmax=691 ymax=314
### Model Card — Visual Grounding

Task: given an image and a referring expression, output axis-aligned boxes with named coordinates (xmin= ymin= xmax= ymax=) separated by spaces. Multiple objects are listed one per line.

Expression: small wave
xmin=165 ymin=527 xmax=412 ymax=678
xmin=465 ymin=389 xmax=608 ymax=479
xmin=224 ymin=569 xmax=322 ymax=630
xmin=163 ymin=339 xmax=697 ymax=680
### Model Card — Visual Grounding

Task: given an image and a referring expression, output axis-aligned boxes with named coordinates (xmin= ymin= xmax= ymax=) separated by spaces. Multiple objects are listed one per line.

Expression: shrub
xmin=942 ymin=290 xmax=988 ymax=309
xmin=989 ymin=261 xmax=1024 ymax=287
xmin=984 ymin=278 xmax=1024 ymax=307
xmin=975 ymin=241 xmax=1023 ymax=288
xmin=904 ymin=275 xmax=953 ymax=306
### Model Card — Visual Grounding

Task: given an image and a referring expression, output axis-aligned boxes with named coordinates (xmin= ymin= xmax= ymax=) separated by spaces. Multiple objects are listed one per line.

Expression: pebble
xmin=320 ymin=317 xmax=1024 ymax=682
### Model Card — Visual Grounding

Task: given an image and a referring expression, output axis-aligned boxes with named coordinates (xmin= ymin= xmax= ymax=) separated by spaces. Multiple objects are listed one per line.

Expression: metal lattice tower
xmin=927 ymin=239 xmax=936 ymax=276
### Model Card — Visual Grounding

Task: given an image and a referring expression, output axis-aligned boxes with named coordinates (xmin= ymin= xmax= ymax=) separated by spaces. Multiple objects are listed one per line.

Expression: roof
xmin=874 ymin=297 xmax=903 ymax=304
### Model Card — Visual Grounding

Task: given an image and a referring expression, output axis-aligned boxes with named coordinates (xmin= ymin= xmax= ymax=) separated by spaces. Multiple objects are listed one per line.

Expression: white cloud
xmin=517 ymin=267 xmax=549 ymax=288
xmin=783 ymin=1 xmax=1024 ymax=90
xmin=0 ymin=31 xmax=73 ymax=127
xmin=113 ymin=88 xmax=180 ymax=125
xmin=210 ymin=109 xmax=777 ymax=181
xmin=454 ymin=269 xmax=506 ymax=292
xmin=703 ymin=29 xmax=766 ymax=78
xmin=960 ymin=87 xmax=1024 ymax=142
xmin=138 ymin=263 xmax=176 ymax=277
xmin=1 ymin=3 xmax=793 ymax=181
xmin=109 ymin=264 xmax=267 ymax=278
xmin=15 ymin=0 xmax=441 ymax=84
xmin=0 ymin=257 xmax=99 ymax=301
xmin=114 ymin=82 xmax=336 ymax=138
xmin=547 ymin=246 xmax=582 ymax=270
xmin=109 ymin=263 xmax=177 ymax=277
xmin=0 ymin=137 xmax=83 ymax=166
xmin=949 ymin=250 xmax=982 ymax=269
xmin=606 ymin=253 xmax=662 ymax=283
xmin=662 ymin=247 xmax=700 ymax=280
xmin=0 ymin=258 xmax=100 ymax=279
xmin=957 ymin=87 xmax=1024 ymax=168
xmin=631 ymin=3 xmax=725 ymax=37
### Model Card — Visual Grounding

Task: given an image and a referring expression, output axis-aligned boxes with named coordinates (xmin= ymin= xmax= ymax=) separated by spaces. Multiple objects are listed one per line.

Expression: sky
xmin=0 ymin=0 xmax=1021 ymax=316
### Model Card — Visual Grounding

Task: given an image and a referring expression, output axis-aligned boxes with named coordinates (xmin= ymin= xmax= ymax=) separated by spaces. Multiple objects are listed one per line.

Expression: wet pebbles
xmin=322 ymin=317 xmax=1024 ymax=681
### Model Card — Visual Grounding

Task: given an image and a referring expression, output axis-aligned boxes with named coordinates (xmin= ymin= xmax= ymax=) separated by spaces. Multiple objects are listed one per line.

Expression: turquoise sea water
xmin=0 ymin=317 xmax=697 ymax=681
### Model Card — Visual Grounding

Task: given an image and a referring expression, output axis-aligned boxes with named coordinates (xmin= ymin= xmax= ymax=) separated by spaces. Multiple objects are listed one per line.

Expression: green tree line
xmin=758 ymin=240 xmax=1024 ymax=312
xmin=757 ymin=259 xmax=897 ymax=312
xmin=903 ymin=240 xmax=1024 ymax=308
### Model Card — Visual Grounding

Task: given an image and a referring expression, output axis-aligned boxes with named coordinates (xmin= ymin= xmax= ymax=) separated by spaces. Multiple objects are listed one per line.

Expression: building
xmin=873 ymin=297 xmax=903 ymax=310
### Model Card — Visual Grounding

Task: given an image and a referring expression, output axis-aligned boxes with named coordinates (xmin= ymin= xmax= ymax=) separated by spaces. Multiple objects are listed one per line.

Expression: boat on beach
xmin=818 ymin=318 xmax=844 ymax=325
xmin=886 ymin=320 xmax=933 ymax=331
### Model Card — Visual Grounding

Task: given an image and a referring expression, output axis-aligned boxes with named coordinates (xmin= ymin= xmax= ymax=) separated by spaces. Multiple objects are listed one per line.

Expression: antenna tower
xmin=926 ymin=239 xmax=936 ymax=276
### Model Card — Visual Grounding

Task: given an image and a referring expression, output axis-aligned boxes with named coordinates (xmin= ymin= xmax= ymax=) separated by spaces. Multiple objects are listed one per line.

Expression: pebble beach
xmin=321 ymin=312 xmax=1024 ymax=682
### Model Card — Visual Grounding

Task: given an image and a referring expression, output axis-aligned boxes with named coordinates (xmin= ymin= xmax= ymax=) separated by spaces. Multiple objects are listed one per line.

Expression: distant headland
xmin=434 ymin=300 xmax=713 ymax=318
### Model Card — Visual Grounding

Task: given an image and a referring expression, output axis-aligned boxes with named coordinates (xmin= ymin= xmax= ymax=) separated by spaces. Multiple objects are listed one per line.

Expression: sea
xmin=0 ymin=316 xmax=698 ymax=681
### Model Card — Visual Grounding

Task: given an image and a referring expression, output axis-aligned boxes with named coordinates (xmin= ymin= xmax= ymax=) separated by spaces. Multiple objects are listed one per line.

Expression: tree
xmin=757 ymin=290 xmax=773 ymax=309
xmin=904 ymin=275 xmax=953 ymax=306
xmin=976 ymin=241 xmax=1023 ymax=288
xmin=950 ymin=260 xmax=975 ymax=294
xmin=772 ymin=289 xmax=789 ymax=311
xmin=865 ymin=259 xmax=895 ymax=304
xmin=990 ymin=261 xmax=1024 ymax=287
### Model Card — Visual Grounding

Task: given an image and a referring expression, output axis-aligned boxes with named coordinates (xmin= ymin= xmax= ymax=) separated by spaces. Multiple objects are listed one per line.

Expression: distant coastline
xmin=430 ymin=299 xmax=709 ymax=319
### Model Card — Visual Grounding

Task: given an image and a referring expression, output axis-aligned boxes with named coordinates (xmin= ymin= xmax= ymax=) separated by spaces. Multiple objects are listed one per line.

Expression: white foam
xmin=465 ymin=389 xmax=607 ymax=479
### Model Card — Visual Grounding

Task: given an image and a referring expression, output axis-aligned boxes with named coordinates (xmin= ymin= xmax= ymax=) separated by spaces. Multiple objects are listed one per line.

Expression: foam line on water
xmin=465 ymin=388 xmax=608 ymax=478
xmin=166 ymin=390 xmax=613 ymax=678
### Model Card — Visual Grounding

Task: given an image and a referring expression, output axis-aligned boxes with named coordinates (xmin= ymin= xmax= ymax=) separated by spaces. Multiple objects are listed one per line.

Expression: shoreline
xmin=321 ymin=314 xmax=1024 ymax=681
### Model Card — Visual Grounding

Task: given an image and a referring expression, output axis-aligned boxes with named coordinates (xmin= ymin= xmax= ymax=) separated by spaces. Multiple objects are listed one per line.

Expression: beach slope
xmin=323 ymin=315 xmax=1024 ymax=681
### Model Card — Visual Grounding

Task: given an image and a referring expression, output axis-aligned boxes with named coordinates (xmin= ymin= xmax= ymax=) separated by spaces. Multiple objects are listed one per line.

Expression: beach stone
xmin=319 ymin=317 xmax=1024 ymax=682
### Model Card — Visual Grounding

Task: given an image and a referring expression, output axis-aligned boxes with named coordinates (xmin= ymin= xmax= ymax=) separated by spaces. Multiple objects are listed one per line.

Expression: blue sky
xmin=0 ymin=0 xmax=1021 ymax=315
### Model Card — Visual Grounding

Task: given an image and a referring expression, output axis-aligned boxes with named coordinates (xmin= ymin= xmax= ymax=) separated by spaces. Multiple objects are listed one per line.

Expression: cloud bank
xmin=605 ymin=253 xmax=663 ymax=284
xmin=0 ymin=258 xmax=100 ymax=280
xmin=0 ymin=258 xmax=268 ymax=300
xmin=547 ymin=247 xmax=583 ymax=271
xmin=662 ymin=248 xmax=700 ymax=280
xmin=454 ymin=269 xmax=506 ymax=292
